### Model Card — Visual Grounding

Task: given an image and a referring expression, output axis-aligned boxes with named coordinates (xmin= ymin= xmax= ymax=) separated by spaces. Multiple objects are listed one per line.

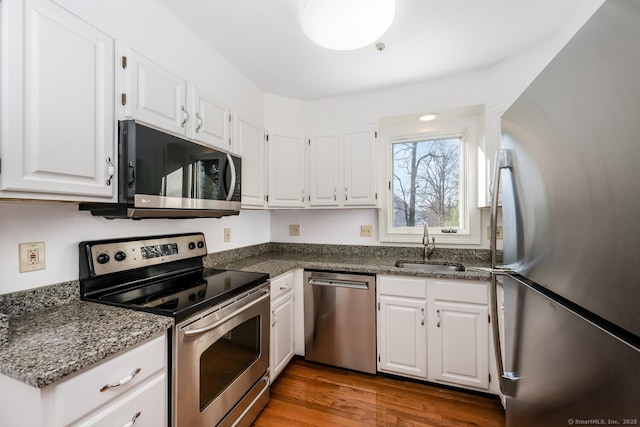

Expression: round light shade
xmin=299 ymin=0 xmax=396 ymax=51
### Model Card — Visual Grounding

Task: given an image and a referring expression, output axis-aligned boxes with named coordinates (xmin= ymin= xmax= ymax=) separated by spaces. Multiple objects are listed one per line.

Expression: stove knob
xmin=96 ymin=253 xmax=110 ymax=264
xmin=197 ymin=241 xmax=205 ymax=249
xmin=188 ymin=242 xmax=196 ymax=250
xmin=188 ymin=293 xmax=196 ymax=302
xmin=114 ymin=251 xmax=127 ymax=262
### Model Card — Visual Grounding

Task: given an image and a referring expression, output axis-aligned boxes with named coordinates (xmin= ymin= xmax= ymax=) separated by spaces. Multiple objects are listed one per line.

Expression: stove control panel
xmin=83 ymin=233 xmax=207 ymax=276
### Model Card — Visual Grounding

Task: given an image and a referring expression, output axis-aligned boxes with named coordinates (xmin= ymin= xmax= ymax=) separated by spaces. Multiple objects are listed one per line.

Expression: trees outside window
xmin=392 ymin=136 xmax=462 ymax=228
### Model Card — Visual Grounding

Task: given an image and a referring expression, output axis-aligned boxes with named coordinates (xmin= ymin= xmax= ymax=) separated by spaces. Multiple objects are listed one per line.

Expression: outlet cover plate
xmin=360 ymin=225 xmax=373 ymax=237
xmin=289 ymin=224 xmax=300 ymax=236
xmin=19 ymin=241 xmax=46 ymax=273
xmin=224 ymin=228 xmax=231 ymax=243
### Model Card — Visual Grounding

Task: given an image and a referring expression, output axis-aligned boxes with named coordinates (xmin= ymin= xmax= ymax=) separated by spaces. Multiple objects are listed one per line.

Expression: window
xmin=379 ymin=113 xmax=481 ymax=245
xmin=392 ymin=135 xmax=463 ymax=228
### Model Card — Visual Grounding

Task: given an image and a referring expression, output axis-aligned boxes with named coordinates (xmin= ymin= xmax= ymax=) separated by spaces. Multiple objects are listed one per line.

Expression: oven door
xmin=175 ymin=286 xmax=270 ymax=427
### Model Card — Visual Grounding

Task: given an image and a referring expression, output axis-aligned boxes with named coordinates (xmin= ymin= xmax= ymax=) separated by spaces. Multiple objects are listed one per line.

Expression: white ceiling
xmin=156 ymin=0 xmax=584 ymax=101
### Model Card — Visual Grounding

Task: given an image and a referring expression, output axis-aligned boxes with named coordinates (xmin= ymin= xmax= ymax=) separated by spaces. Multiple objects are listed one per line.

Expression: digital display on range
xmin=141 ymin=243 xmax=179 ymax=259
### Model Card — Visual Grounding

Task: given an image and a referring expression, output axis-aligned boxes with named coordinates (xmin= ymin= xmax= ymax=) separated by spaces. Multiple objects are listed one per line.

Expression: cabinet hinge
xmin=489 ymin=373 xmax=491 ymax=383
xmin=265 ymin=195 xmax=269 ymax=202
xmin=308 ymin=139 xmax=311 ymax=145
xmin=308 ymin=195 xmax=310 ymax=201
xmin=488 ymin=314 xmax=491 ymax=323
xmin=375 ymin=193 xmax=378 ymax=200
xmin=0 ymin=158 xmax=2 ymax=173
xmin=375 ymin=131 xmax=378 ymax=138
xmin=378 ymin=354 xmax=381 ymax=362
xmin=229 ymin=114 xmax=232 ymax=123
xmin=265 ymin=134 xmax=269 ymax=142
xmin=388 ymin=181 xmax=391 ymax=190
xmin=377 ymin=302 xmax=380 ymax=310
xmin=121 ymin=56 xmax=127 ymax=69
xmin=121 ymin=93 xmax=127 ymax=106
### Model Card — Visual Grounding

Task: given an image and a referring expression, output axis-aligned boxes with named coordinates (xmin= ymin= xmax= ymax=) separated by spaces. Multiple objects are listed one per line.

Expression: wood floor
xmin=253 ymin=358 xmax=505 ymax=427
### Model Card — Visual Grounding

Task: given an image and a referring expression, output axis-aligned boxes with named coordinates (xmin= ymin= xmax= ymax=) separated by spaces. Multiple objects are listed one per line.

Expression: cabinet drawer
xmin=270 ymin=270 xmax=295 ymax=300
xmin=53 ymin=334 xmax=166 ymax=426
xmin=430 ymin=279 xmax=488 ymax=304
xmin=377 ymin=275 xmax=427 ymax=298
xmin=73 ymin=372 xmax=166 ymax=427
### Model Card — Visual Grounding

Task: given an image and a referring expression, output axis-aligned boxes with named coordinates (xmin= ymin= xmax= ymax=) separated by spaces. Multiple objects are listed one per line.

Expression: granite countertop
xmin=0 ymin=300 xmax=173 ymax=388
xmin=211 ymin=251 xmax=493 ymax=281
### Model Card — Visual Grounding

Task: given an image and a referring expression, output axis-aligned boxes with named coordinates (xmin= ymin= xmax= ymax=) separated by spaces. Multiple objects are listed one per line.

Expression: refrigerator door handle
xmin=490 ymin=148 xmax=513 ymax=269
xmin=489 ymin=148 xmax=519 ymax=396
xmin=490 ymin=272 xmax=517 ymax=396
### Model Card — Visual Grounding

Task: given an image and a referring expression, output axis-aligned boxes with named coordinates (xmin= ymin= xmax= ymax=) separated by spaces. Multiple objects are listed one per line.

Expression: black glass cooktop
xmin=84 ymin=268 xmax=269 ymax=322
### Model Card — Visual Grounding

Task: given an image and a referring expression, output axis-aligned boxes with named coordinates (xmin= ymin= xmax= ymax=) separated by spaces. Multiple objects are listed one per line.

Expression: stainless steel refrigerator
xmin=489 ymin=1 xmax=640 ymax=425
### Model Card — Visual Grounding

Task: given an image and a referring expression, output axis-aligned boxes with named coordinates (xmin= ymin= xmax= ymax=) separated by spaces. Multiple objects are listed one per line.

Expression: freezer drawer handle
xmin=308 ymin=279 xmax=368 ymax=290
xmin=502 ymin=371 xmax=520 ymax=397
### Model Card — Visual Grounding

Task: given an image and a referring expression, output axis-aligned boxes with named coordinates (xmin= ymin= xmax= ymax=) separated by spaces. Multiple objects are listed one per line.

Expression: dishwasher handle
xmin=307 ymin=278 xmax=369 ymax=290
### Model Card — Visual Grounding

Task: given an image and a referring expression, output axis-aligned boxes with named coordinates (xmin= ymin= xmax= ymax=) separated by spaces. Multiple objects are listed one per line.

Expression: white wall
xmin=0 ymin=202 xmax=270 ymax=294
xmin=271 ymin=209 xmax=378 ymax=244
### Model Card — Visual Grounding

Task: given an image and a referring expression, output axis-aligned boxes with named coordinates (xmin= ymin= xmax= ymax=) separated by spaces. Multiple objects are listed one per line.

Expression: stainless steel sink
xmin=395 ymin=260 xmax=465 ymax=272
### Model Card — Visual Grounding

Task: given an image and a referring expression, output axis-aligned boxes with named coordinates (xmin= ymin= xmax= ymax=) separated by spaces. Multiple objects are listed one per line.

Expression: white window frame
xmin=379 ymin=116 xmax=481 ymax=246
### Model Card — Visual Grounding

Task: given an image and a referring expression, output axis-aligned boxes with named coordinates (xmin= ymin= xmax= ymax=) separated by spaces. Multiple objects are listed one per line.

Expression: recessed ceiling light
xmin=418 ymin=113 xmax=439 ymax=122
xmin=299 ymin=0 xmax=396 ymax=51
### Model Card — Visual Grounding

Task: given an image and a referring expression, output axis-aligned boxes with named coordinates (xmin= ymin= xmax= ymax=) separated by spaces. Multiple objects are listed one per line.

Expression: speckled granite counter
xmin=209 ymin=246 xmax=494 ymax=281
xmin=0 ymin=294 xmax=172 ymax=388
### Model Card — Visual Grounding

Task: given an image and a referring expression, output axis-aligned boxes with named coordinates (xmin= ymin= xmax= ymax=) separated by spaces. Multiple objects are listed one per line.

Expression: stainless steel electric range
xmin=79 ymin=232 xmax=270 ymax=427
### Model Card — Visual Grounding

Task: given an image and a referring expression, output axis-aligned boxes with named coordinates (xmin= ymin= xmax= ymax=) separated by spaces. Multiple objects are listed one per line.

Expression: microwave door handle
xmin=225 ymin=153 xmax=236 ymax=201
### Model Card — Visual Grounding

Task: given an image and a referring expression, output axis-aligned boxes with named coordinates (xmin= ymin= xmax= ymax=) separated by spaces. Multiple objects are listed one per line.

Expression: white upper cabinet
xmin=308 ymin=132 xmax=340 ymax=207
xmin=122 ymin=47 xmax=187 ymax=136
xmin=0 ymin=0 xmax=115 ymax=200
xmin=238 ymin=117 xmax=266 ymax=208
xmin=266 ymin=130 xmax=306 ymax=208
xmin=122 ymin=48 xmax=233 ymax=152
xmin=188 ymin=86 xmax=231 ymax=151
xmin=343 ymin=126 xmax=377 ymax=206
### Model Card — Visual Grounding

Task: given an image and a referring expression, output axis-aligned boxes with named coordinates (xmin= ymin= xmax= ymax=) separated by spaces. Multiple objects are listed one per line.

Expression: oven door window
xmin=199 ymin=315 xmax=260 ymax=411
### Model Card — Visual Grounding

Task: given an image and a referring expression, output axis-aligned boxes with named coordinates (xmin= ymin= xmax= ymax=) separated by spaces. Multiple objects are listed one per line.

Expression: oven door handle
xmin=183 ymin=291 xmax=269 ymax=337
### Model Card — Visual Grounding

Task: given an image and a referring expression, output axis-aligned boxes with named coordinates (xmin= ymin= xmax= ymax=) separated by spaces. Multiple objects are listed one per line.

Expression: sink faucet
xmin=423 ymin=223 xmax=436 ymax=260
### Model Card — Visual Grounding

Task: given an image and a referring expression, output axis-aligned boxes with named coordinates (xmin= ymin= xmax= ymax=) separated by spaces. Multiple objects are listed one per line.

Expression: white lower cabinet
xmin=269 ymin=270 xmax=296 ymax=382
xmin=377 ymin=275 xmax=427 ymax=379
xmin=377 ymin=275 xmax=493 ymax=393
xmin=0 ymin=333 xmax=168 ymax=427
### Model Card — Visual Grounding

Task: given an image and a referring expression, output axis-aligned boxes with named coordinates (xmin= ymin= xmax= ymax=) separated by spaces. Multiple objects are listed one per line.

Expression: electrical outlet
xmin=224 ymin=228 xmax=231 ymax=243
xmin=19 ymin=241 xmax=46 ymax=272
xmin=289 ymin=224 xmax=300 ymax=236
xmin=487 ymin=226 xmax=503 ymax=240
xmin=360 ymin=225 xmax=373 ymax=237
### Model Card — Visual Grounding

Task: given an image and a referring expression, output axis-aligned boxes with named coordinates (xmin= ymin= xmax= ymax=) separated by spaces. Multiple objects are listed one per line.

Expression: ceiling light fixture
xmin=299 ymin=0 xmax=396 ymax=51
xmin=418 ymin=113 xmax=439 ymax=122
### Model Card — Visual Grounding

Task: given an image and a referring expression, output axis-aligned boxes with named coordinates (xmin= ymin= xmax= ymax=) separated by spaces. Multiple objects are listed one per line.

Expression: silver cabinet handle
xmin=344 ymin=187 xmax=348 ymax=201
xmin=436 ymin=309 xmax=440 ymax=327
xmin=121 ymin=411 xmax=141 ymax=427
xmin=100 ymin=368 xmax=141 ymax=392
xmin=195 ymin=111 xmax=203 ymax=132
xmin=272 ymin=310 xmax=277 ymax=327
xmin=180 ymin=105 xmax=189 ymax=127
xmin=279 ymin=283 xmax=289 ymax=290
xmin=421 ymin=308 xmax=425 ymax=326
xmin=301 ymin=190 xmax=305 ymax=203
xmin=334 ymin=187 xmax=337 ymax=201
xmin=105 ymin=157 xmax=114 ymax=186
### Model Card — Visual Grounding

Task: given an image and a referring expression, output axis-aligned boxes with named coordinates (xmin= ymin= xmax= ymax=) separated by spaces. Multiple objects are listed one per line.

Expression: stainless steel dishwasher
xmin=303 ymin=270 xmax=376 ymax=374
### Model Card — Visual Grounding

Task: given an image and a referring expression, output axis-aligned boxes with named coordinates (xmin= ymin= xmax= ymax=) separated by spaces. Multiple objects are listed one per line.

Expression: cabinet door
xmin=431 ymin=301 xmax=489 ymax=390
xmin=238 ymin=118 xmax=266 ymax=208
xmin=0 ymin=0 xmax=115 ymax=199
xmin=267 ymin=131 xmax=306 ymax=208
xmin=123 ymin=48 xmax=187 ymax=135
xmin=343 ymin=126 xmax=377 ymax=206
xmin=308 ymin=132 xmax=340 ymax=207
xmin=270 ymin=293 xmax=294 ymax=381
xmin=189 ymin=87 xmax=230 ymax=151
xmin=378 ymin=295 xmax=427 ymax=379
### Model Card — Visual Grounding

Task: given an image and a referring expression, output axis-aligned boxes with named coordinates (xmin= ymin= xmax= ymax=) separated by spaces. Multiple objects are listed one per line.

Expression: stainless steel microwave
xmin=80 ymin=120 xmax=241 ymax=219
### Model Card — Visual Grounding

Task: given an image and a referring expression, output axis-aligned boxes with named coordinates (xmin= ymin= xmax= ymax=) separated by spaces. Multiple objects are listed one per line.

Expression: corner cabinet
xmin=0 ymin=0 xmax=116 ymax=201
xmin=266 ymin=130 xmax=306 ymax=208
